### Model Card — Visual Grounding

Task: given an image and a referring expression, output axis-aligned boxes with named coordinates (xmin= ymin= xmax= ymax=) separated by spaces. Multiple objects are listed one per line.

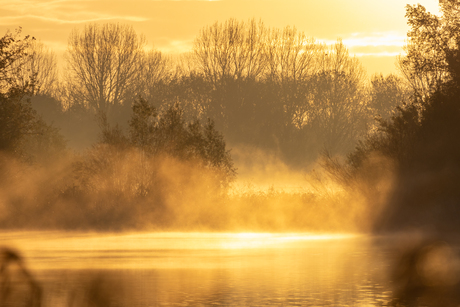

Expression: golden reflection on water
xmin=0 ymin=231 xmax=357 ymax=249
xmin=3 ymin=232 xmax=460 ymax=306
xmin=219 ymin=232 xmax=355 ymax=249
xmin=1 ymin=232 xmax=393 ymax=306
xmin=0 ymin=231 xmax=358 ymax=270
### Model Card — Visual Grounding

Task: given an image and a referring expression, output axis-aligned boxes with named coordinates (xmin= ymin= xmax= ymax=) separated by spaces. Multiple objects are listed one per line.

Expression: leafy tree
xmin=129 ymin=96 xmax=157 ymax=149
xmin=349 ymin=0 xmax=460 ymax=171
xmin=0 ymin=28 xmax=35 ymax=93
xmin=141 ymin=100 xmax=236 ymax=187
xmin=325 ymin=0 xmax=460 ymax=232
xmin=0 ymin=87 xmax=36 ymax=154
xmin=369 ymin=74 xmax=409 ymax=120
xmin=0 ymin=29 xmax=36 ymax=154
xmin=0 ymin=29 xmax=65 ymax=162
xmin=98 ymin=96 xmax=236 ymax=188
xmin=0 ymin=87 xmax=66 ymax=162
xmin=398 ymin=0 xmax=460 ymax=101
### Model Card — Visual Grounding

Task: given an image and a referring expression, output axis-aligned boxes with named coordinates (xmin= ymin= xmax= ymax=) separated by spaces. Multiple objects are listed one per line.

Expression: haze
xmin=3 ymin=1 xmax=460 ymax=305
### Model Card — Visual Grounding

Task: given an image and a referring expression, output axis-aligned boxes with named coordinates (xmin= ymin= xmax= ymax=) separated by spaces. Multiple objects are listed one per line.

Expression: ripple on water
xmin=1 ymin=231 xmax=393 ymax=306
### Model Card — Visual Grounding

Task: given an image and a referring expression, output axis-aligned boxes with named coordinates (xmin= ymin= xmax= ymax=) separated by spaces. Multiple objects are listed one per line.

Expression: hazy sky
xmin=1 ymin=0 xmax=440 ymax=75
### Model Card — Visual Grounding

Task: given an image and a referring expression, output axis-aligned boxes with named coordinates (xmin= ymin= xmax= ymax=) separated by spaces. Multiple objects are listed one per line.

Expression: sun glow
xmin=0 ymin=231 xmax=359 ymax=270
xmin=220 ymin=233 xmax=357 ymax=249
xmin=2 ymin=231 xmax=357 ymax=251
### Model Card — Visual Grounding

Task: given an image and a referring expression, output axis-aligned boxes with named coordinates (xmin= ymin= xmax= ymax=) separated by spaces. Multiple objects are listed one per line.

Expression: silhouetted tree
xmin=129 ymin=96 xmax=157 ymax=149
xmin=369 ymin=74 xmax=409 ymax=120
xmin=325 ymin=0 xmax=460 ymax=232
xmin=398 ymin=0 xmax=460 ymax=102
xmin=134 ymin=100 xmax=236 ymax=186
xmin=134 ymin=50 xmax=172 ymax=105
xmin=0 ymin=28 xmax=35 ymax=93
xmin=12 ymin=40 xmax=58 ymax=96
xmin=295 ymin=41 xmax=369 ymax=156
xmin=0 ymin=29 xmax=65 ymax=162
xmin=348 ymin=0 xmax=460 ymax=171
xmin=0 ymin=87 xmax=35 ymax=154
xmin=0 ymin=30 xmax=41 ymax=153
xmin=98 ymin=96 xmax=236 ymax=187
xmin=308 ymin=70 xmax=369 ymax=154
xmin=193 ymin=19 xmax=267 ymax=85
xmin=265 ymin=26 xmax=320 ymax=83
xmin=65 ymin=23 xmax=146 ymax=115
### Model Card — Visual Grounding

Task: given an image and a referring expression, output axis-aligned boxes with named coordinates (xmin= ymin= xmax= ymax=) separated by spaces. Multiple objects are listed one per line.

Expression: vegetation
xmin=0 ymin=29 xmax=65 ymax=163
xmin=64 ymin=23 xmax=145 ymax=115
xmin=189 ymin=20 xmax=370 ymax=163
xmin=323 ymin=0 xmax=460 ymax=233
xmin=3 ymin=3 xmax=451 ymax=231
xmin=0 ymin=27 xmax=237 ymax=230
xmin=2 ymin=4 xmax=460 ymax=307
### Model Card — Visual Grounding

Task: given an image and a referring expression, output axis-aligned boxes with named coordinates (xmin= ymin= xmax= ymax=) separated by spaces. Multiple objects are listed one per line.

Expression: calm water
xmin=1 ymin=232 xmax=395 ymax=306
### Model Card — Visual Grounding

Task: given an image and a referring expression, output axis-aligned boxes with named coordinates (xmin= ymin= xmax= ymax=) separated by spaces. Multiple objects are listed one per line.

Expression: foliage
xmin=99 ymin=96 xmax=236 ymax=188
xmin=399 ymin=0 xmax=460 ymax=101
xmin=348 ymin=0 xmax=460 ymax=173
xmin=0 ymin=28 xmax=35 ymax=93
xmin=129 ymin=96 xmax=158 ymax=149
xmin=323 ymin=0 xmax=460 ymax=232
xmin=369 ymin=74 xmax=409 ymax=120
xmin=0 ymin=29 xmax=65 ymax=162
xmin=0 ymin=88 xmax=36 ymax=154
xmin=0 ymin=20 xmax=414 ymax=231
xmin=306 ymin=68 xmax=369 ymax=154
xmin=26 ymin=20 xmax=376 ymax=167
xmin=190 ymin=21 xmax=371 ymax=163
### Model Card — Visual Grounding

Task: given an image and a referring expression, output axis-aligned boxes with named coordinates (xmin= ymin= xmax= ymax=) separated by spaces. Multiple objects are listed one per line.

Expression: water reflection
xmin=387 ymin=236 xmax=460 ymax=307
xmin=1 ymin=247 xmax=42 ymax=307
xmin=0 ymin=232 xmax=357 ymax=270
xmin=4 ymin=232 xmax=456 ymax=306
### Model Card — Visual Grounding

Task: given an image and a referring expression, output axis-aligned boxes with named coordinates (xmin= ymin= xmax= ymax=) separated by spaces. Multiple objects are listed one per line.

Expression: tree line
xmin=7 ymin=20 xmax=409 ymax=167
xmin=0 ymin=26 xmax=236 ymax=230
xmin=323 ymin=0 xmax=460 ymax=233
xmin=1 ymin=13 xmax=431 ymax=231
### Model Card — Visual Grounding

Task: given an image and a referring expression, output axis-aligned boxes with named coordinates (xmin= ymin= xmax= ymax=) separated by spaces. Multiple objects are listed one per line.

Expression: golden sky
xmin=1 ymin=0 xmax=440 ymax=75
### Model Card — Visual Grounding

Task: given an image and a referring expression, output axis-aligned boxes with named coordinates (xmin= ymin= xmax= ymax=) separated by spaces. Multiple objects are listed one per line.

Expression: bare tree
xmin=65 ymin=23 xmax=146 ymax=114
xmin=194 ymin=20 xmax=323 ymax=84
xmin=12 ymin=40 xmax=58 ymax=96
xmin=307 ymin=41 xmax=369 ymax=154
xmin=265 ymin=26 xmax=320 ymax=83
xmin=137 ymin=50 xmax=172 ymax=101
xmin=264 ymin=27 xmax=323 ymax=130
xmin=192 ymin=18 xmax=268 ymax=84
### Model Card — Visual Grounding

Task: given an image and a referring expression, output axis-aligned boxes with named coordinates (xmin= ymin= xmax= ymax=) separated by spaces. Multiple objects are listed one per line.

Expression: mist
xmin=3 ymin=3 xmax=460 ymax=305
xmin=0 ymin=16 xmax=456 ymax=235
xmin=0 ymin=147 xmax=375 ymax=232
xmin=1 ymin=21 xmax=399 ymax=234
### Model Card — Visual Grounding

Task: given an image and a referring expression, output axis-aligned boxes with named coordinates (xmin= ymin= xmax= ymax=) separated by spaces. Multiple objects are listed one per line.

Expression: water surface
xmin=1 ymin=232 xmax=393 ymax=306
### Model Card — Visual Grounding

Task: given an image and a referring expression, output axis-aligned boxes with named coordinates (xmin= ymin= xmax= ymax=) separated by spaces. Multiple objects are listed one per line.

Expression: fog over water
xmin=1 ymin=231 xmax=395 ymax=306
xmin=3 ymin=1 xmax=460 ymax=306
